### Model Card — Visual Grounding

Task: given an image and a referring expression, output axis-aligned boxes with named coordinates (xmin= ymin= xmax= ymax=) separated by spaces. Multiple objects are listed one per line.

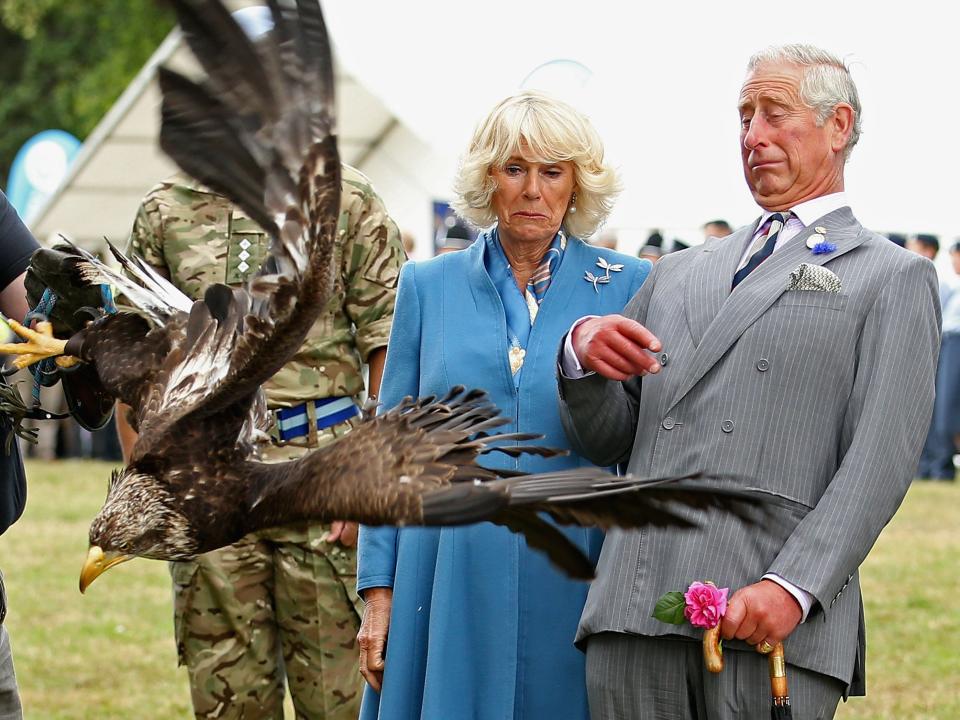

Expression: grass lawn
xmin=1 ymin=460 xmax=957 ymax=718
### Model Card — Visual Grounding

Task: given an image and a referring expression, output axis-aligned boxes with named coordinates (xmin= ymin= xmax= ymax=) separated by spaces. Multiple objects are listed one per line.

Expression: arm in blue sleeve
xmin=357 ymin=262 xmax=422 ymax=594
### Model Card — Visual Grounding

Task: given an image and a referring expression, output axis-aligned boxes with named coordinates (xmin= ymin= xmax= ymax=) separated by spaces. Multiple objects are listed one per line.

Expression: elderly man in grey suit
xmin=558 ymin=44 xmax=940 ymax=719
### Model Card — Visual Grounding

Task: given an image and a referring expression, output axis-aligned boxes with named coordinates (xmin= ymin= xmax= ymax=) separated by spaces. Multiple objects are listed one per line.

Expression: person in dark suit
xmin=558 ymin=44 xmax=940 ymax=719
xmin=0 ymin=189 xmax=40 ymax=720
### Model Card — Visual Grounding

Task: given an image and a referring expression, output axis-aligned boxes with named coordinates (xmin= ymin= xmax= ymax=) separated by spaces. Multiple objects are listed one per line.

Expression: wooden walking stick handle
xmin=769 ymin=641 xmax=790 ymax=706
xmin=703 ymin=625 xmax=723 ymax=673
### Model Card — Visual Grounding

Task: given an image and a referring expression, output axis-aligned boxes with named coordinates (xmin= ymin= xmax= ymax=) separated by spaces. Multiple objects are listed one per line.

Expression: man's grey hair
xmin=748 ymin=44 xmax=862 ymax=159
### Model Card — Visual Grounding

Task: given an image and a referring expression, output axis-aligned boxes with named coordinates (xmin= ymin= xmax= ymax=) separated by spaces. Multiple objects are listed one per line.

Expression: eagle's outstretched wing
xmin=128 ymin=0 xmax=341 ymax=454
xmin=7 ymin=1 xmax=339 ymax=457
xmin=243 ymin=387 xmax=774 ymax=579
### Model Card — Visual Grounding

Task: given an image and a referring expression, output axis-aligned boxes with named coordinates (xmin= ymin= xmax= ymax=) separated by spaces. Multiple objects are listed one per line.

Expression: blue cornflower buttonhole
xmin=806 ymin=227 xmax=836 ymax=255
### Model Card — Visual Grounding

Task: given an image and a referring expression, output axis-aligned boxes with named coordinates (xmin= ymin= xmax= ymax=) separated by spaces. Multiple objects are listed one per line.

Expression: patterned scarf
xmin=485 ymin=227 xmax=567 ymax=385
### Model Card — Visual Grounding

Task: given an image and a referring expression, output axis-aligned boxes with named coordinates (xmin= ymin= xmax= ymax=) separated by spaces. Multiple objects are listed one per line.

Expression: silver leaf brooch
xmin=584 ymin=256 xmax=624 ymax=293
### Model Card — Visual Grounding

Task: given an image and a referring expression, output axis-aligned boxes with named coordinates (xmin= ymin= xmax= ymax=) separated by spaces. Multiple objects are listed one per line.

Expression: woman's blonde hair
xmin=451 ymin=90 xmax=620 ymax=239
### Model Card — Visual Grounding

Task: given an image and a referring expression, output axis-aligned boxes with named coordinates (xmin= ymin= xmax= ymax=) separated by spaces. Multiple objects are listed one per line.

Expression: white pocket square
xmin=787 ymin=263 xmax=841 ymax=293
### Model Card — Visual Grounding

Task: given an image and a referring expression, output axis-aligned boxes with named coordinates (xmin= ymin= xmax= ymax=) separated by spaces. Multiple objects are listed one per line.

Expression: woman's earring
xmin=569 ymin=192 xmax=578 ymax=214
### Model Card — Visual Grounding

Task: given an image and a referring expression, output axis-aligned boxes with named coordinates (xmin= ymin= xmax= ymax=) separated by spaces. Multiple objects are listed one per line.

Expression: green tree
xmin=0 ymin=0 xmax=174 ymax=186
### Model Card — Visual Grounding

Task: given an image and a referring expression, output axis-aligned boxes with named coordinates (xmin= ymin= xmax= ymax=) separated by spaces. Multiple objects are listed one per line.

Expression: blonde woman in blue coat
xmin=357 ymin=91 xmax=651 ymax=720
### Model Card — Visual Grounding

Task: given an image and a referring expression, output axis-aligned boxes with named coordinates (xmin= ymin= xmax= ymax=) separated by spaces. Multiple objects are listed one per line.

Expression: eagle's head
xmin=79 ymin=468 xmax=197 ymax=592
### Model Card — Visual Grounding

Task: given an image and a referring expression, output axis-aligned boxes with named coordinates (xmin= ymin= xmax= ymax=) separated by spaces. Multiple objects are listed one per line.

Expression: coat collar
xmin=462 ymin=228 xmax=598 ymax=393
xmin=667 ymin=206 xmax=867 ymax=412
xmin=464 ymin=226 xmax=595 ymax=295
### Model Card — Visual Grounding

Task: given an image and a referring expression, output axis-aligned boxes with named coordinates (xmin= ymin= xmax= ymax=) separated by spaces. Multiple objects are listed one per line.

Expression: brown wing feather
xmin=243 ymin=388 xmax=546 ymax=530
xmin=136 ymin=0 xmax=341 ymax=446
xmin=239 ymin=388 xmax=782 ymax=580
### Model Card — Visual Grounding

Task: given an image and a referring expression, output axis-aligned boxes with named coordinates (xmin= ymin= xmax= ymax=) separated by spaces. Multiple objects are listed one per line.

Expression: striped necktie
xmin=732 ymin=212 xmax=791 ymax=289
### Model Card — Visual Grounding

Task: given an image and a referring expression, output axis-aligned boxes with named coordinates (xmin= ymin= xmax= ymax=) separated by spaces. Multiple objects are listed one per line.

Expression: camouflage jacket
xmin=127 ymin=165 xmax=405 ymax=407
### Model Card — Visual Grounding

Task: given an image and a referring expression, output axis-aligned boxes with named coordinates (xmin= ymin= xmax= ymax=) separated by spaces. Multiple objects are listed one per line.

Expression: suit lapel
xmin=684 ymin=221 xmax=760 ymax=347
xmin=666 ymin=207 xmax=866 ymax=412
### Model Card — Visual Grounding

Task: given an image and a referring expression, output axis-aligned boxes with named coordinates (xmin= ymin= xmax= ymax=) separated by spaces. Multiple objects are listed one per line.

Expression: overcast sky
xmin=324 ymin=0 xmax=957 ymax=243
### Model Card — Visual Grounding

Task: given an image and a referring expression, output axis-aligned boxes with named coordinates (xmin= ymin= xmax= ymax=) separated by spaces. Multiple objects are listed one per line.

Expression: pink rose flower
xmin=683 ymin=581 xmax=729 ymax=629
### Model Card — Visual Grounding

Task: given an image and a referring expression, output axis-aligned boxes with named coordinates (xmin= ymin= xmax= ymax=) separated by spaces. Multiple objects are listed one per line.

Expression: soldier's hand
xmin=358 ymin=587 xmax=392 ymax=693
xmin=325 ymin=520 xmax=358 ymax=548
xmin=571 ymin=314 xmax=662 ymax=381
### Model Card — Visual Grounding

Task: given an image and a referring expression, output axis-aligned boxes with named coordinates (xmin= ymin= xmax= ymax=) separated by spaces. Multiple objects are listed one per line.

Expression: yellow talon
xmin=0 ymin=320 xmax=78 ymax=369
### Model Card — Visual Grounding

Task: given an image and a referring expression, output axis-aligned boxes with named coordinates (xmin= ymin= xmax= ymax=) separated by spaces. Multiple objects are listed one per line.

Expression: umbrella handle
xmin=769 ymin=641 xmax=790 ymax=707
xmin=703 ymin=625 xmax=723 ymax=673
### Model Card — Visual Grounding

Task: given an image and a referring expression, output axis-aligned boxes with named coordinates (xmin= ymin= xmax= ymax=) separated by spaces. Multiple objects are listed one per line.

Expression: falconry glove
xmin=22 ymin=244 xmax=116 ymax=430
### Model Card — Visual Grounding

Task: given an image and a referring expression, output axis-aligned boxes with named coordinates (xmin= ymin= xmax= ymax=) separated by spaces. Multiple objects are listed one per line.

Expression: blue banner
xmin=6 ymin=129 xmax=82 ymax=224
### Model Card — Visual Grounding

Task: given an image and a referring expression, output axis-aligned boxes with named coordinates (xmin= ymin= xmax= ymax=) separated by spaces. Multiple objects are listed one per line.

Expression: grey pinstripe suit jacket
xmin=558 ymin=207 xmax=940 ymax=695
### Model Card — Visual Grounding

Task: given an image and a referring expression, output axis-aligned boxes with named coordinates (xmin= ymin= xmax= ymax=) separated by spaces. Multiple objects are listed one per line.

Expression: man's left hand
xmin=325 ymin=520 xmax=358 ymax=547
xmin=720 ymin=579 xmax=802 ymax=648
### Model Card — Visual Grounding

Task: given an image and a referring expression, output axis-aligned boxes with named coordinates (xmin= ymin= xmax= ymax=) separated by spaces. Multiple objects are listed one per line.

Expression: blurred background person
xmin=906 ymin=232 xmax=940 ymax=265
xmin=885 ymin=232 xmax=907 ymax=248
xmin=702 ymin=218 xmax=733 ymax=239
xmin=922 ymin=239 xmax=960 ymax=482
xmin=400 ymin=230 xmax=416 ymax=258
xmin=638 ymin=229 xmax=664 ymax=263
xmin=435 ymin=219 xmax=473 ymax=254
xmin=356 ymin=90 xmax=651 ymax=720
xmin=907 ymin=233 xmax=955 ymax=481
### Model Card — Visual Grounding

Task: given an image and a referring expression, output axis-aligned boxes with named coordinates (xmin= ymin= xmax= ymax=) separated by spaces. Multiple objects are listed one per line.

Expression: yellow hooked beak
xmin=79 ymin=546 xmax=133 ymax=593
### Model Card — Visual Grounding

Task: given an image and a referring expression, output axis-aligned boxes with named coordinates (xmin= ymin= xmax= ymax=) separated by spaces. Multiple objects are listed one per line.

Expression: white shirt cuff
xmin=763 ymin=573 xmax=814 ymax=622
xmin=560 ymin=316 xmax=599 ymax=379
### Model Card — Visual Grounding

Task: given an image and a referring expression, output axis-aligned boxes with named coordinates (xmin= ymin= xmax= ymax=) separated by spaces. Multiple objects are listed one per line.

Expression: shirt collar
xmin=757 ymin=191 xmax=850 ymax=230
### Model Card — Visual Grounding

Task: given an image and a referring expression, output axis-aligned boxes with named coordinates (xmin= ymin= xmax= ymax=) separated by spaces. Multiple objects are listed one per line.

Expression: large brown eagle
xmin=0 ymin=0 xmax=771 ymax=589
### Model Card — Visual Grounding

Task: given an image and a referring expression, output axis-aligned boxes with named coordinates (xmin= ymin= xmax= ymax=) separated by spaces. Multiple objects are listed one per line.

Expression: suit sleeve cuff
xmin=763 ymin=573 xmax=815 ymax=622
xmin=559 ymin=316 xmax=599 ymax=379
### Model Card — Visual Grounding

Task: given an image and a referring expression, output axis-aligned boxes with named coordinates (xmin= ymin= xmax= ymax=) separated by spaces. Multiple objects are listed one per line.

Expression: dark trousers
xmin=585 ymin=632 xmax=844 ymax=720
xmin=920 ymin=333 xmax=960 ymax=479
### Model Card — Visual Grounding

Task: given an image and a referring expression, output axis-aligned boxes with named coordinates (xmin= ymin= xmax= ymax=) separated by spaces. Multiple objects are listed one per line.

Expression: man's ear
xmin=830 ymin=104 xmax=855 ymax=153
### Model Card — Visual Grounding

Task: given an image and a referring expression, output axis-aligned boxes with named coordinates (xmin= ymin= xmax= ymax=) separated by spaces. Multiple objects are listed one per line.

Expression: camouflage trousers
xmin=170 ymin=420 xmax=363 ymax=720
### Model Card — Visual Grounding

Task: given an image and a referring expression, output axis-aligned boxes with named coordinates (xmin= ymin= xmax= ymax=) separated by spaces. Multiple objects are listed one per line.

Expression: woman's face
xmin=490 ymin=155 xmax=576 ymax=246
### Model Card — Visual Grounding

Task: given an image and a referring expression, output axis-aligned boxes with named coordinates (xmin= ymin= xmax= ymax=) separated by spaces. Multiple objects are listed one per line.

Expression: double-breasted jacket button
xmin=662 ymin=417 xmax=676 ymax=430
xmin=659 ymin=352 xmax=669 ymax=366
xmin=721 ymin=419 xmax=734 ymax=433
xmin=756 ymin=358 xmax=770 ymax=372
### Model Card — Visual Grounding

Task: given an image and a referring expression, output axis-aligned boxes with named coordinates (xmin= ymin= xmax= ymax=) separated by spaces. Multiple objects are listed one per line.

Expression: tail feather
xmin=168 ymin=0 xmax=276 ymax=117
xmin=158 ymin=67 xmax=275 ymax=236
xmin=495 ymin=509 xmax=595 ymax=580
xmin=420 ymin=482 xmax=508 ymax=526
xmin=419 ymin=486 xmax=595 ymax=580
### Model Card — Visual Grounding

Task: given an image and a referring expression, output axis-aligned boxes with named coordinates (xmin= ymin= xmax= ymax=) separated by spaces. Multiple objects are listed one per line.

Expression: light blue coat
xmin=358 ymin=231 xmax=650 ymax=720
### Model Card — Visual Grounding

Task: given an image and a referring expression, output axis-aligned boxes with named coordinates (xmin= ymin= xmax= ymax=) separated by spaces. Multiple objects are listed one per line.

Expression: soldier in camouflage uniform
xmin=117 ymin=165 xmax=405 ymax=720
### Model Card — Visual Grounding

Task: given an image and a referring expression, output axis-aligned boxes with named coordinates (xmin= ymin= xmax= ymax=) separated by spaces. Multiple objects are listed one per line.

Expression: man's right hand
xmin=357 ymin=587 xmax=393 ymax=693
xmin=571 ymin=314 xmax=663 ymax=381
